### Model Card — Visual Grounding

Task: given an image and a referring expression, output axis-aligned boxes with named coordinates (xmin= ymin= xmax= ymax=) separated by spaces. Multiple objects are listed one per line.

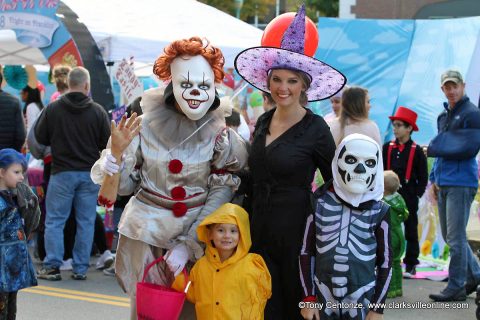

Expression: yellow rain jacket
xmin=175 ymin=203 xmax=271 ymax=320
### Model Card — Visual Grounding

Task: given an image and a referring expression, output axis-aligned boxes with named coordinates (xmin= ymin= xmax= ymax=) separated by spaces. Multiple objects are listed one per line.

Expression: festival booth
xmin=313 ymin=16 xmax=480 ymax=146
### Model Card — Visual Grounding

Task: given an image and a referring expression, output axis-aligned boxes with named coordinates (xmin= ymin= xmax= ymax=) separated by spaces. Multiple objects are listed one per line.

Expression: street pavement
xmin=16 ymin=257 xmax=476 ymax=320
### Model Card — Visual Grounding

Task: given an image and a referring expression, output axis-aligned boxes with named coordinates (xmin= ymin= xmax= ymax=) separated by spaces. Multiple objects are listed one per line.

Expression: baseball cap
xmin=441 ymin=70 xmax=463 ymax=85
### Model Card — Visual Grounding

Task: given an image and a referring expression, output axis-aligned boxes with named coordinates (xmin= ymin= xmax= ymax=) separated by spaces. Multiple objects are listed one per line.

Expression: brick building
xmin=340 ymin=0 xmax=480 ymax=19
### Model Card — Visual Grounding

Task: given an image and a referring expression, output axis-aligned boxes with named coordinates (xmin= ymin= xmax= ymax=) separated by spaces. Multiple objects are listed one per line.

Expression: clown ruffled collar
xmin=140 ymin=87 xmax=226 ymax=149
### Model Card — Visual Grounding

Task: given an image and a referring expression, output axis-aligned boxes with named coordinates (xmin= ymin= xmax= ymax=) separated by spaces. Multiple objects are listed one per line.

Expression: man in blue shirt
xmin=429 ymin=69 xmax=480 ymax=302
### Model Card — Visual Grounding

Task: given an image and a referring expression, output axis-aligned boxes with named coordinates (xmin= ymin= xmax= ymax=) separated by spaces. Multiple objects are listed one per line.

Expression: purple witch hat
xmin=234 ymin=5 xmax=346 ymax=101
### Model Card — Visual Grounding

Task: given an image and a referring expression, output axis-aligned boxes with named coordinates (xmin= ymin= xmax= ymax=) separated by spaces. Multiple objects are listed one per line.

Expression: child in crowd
xmin=175 ymin=203 xmax=271 ymax=319
xmin=300 ymin=134 xmax=391 ymax=320
xmin=383 ymin=170 xmax=409 ymax=298
xmin=0 ymin=149 xmax=40 ymax=319
xmin=383 ymin=106 xmax=427 ymax=277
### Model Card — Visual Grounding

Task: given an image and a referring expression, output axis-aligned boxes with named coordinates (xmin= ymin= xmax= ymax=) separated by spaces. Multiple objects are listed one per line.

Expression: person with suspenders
xmin=382 ymin=106 xmax=428 ymax=277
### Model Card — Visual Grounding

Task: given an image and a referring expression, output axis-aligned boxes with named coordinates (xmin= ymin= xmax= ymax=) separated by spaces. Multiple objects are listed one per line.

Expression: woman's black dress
xmin=247 ymin=108 xmax=336 ymax=320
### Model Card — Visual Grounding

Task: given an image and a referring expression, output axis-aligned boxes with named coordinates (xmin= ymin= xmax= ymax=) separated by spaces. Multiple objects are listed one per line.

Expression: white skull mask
xmin=336 ymin=139 xmax=378 ymax=194
xmin=170 ymin=55 xmax=216 ymax=120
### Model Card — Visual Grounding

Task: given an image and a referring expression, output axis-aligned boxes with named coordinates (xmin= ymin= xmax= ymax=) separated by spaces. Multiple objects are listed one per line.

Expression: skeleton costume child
xmin=299 ymin=134 xmax=392 ymax=320
xmin=91 ymin=37 xmax=248 ymax=319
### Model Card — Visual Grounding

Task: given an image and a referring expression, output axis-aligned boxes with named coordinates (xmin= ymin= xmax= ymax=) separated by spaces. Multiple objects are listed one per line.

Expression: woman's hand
xmin=110 ymin=113 xmax=142 ymax=159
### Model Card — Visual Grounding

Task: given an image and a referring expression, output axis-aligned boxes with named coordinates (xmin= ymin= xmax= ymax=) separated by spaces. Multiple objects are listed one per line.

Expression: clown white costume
xmin=299 ymin=134 xmax=392 ymax=320
xmin=91 ymin=37 xmax=248 ymax=319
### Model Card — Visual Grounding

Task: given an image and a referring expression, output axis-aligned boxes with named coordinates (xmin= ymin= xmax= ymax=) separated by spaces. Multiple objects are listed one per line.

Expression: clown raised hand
xmin=109 ymin=113 xmax=142 ymax=163
xmin=97 ymin=112 xmax=142 ymax=206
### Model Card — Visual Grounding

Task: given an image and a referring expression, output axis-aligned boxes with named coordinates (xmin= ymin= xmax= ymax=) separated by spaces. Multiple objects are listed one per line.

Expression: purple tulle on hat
xmin=234 ymin=5 xmax=346 ymax=101
xmin=280 ymin=4 xmax=306 ymax=54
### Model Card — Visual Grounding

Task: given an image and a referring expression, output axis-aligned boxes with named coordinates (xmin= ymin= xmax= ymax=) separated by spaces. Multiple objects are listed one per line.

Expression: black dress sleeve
xmin=299 ymin=214 xmax=316 ymax=299
xmin=313 ymin=118 xmax=336 ymax=182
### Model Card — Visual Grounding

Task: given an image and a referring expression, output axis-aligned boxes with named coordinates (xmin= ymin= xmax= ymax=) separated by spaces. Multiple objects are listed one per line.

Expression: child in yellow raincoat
xmin=175 ymin=203 xmax=271 ymax=319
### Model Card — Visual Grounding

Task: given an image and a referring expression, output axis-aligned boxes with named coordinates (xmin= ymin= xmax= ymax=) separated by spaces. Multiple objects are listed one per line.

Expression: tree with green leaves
xmin=199 ymin=0 xmax=339 ymax=24
xmin=199 ymin=0 xmax=275 ymax=21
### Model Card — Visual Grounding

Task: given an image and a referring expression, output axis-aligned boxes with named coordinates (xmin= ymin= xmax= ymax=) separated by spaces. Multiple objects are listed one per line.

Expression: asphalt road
xmin=15 ymin=258 xmax=477 ymax=320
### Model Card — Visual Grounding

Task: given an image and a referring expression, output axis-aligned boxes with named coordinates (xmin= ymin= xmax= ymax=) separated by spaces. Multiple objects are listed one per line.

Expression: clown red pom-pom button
xmin=168 ymin=159 xmax=183 ymax=173
xmin=171 ymin=186 xmax=186 ymax=199
xmin=172 ymin=202 xmax=187 ymax=217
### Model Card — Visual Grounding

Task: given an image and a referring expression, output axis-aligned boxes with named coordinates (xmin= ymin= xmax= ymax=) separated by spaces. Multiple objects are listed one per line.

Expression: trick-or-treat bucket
xmin=136 ymin=256 xmax=189 ymax=320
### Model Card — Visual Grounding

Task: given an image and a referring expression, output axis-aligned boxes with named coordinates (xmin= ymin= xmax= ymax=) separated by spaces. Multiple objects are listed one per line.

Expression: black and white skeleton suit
xmin=300 ymin=134 xmax=392 ymax=320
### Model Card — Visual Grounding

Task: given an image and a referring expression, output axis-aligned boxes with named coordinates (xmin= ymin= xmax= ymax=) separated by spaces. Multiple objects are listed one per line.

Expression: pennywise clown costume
xmin=299 ymin=134 xmax=392 ymax=320
xmin=91 ymin=37 xmax=248 ymax=319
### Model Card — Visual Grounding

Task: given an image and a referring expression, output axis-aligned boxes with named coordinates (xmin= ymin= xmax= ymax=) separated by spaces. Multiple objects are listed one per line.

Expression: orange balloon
xmin=261 ymin=12 xmax=319 ymax=57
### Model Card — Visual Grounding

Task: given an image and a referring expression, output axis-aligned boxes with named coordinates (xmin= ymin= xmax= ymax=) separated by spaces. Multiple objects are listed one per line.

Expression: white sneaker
xmin=60 ymin=258 xmax=73 ymax=271
xmin=96 ymin=250 xmax=114 ymax=270
xmin=103 ymin=266 xmax=116 ymax=277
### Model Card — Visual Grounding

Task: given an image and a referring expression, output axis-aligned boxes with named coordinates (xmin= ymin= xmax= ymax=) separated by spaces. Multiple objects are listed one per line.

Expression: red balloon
xmin=261 ymin=12 xmax=319 ymax=57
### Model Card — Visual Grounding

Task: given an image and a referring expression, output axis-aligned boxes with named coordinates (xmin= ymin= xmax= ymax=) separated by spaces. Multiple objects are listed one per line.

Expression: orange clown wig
xmin=153 ymin=37 xmax=225 ymax=83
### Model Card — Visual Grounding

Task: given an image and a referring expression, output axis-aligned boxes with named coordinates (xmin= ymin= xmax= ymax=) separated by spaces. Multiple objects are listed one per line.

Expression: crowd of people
xmin=1 ymin=5 xmax=480 ymax=320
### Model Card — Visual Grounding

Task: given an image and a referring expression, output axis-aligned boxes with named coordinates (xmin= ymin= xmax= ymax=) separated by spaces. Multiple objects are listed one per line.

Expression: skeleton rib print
xmin=311 ymin=190 xmax=388 ymax=318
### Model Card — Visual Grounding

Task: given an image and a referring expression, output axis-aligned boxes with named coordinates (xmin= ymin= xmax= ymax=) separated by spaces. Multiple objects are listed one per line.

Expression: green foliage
xmin=199 ymin=0 xmax=339 ymax=23
xmin=288 ymin=0 xmax=339 ymax=21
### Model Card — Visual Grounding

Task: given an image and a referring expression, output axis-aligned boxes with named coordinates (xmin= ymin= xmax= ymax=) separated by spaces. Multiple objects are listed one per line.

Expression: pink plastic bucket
xmin=136 ymin=257 xmax=188 ymax=320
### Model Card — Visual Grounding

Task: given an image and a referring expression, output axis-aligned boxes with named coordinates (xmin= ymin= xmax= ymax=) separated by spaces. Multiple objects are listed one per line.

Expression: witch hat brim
xmin=235 ymin=46 xmax=346 ymax=101
xmin=234 ymin=5 xmax=346 ymax=102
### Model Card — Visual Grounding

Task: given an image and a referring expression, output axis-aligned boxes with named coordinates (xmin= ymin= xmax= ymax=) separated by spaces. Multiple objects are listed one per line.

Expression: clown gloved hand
xmin=101 ymin=151 xmax=125 ymax=176
xmin=165 ymin=243 xmax=190 ymax=277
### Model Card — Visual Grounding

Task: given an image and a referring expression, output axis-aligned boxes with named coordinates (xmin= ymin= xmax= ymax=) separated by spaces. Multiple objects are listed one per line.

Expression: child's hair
xmin=21 ymin=85 xmax=44 ymax=115
xmin=52 ymin=64 xmax=72 ymax=92
xmin=0 ymin=148 xmax=27 ymax=171
xmin=384 ymin=170 xmax=400 ymax=195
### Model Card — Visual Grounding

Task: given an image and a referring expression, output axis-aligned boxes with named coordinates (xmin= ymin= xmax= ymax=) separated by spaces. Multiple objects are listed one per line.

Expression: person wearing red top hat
xmin=382 ymin=106 xmax=428 ymax=277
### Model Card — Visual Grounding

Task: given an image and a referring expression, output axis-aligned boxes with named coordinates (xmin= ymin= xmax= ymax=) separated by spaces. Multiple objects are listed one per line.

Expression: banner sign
xmin=0 ymin=0 xmax=83 ymax=67
xmin=114 ymin=58 xmax=143 ymax=105
xmin=111 ymin=104 xmax=127 ymax=124
xmin=0 ymin=0 xmax=60 ymax=48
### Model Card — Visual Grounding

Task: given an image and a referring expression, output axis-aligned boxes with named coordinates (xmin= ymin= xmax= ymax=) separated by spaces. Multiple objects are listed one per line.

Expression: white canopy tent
xmin=64 ymin=0 xmax=263 ymax=69
xmin=0 ymin=0 xmax=262 ymax=73
xmin=0 ymin=30 xmax=48 ymax=65
xmin=0 ymin=0 xmax=262 ymax=71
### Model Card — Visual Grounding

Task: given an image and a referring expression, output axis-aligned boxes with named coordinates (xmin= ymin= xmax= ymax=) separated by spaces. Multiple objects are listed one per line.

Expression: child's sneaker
xmin=103 ymin=266 xmax=116 ymax=277
xmin=403 ymin=265 xmax=416 ymax=278
xmin=60 ymin=258 xmax=73 ymax=271
xmin=95 ymin=250 xmax=114 ymax=270
xmin=37 ymin=267 xmax=61 ymax=281
xmin=71 ymin=273 xmax=87 ymax=280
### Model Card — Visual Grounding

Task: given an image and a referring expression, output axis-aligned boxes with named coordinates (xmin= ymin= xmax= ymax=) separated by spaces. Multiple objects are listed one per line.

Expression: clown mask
xmin=170 ymin=55 xmax=216 ymax=120
xmin=336 ymin=139 xmax=378 ymax=194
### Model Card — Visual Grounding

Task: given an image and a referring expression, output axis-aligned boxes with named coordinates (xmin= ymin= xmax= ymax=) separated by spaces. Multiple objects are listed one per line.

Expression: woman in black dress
xmin=234 ymin=6 xmax=346 ymax=319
